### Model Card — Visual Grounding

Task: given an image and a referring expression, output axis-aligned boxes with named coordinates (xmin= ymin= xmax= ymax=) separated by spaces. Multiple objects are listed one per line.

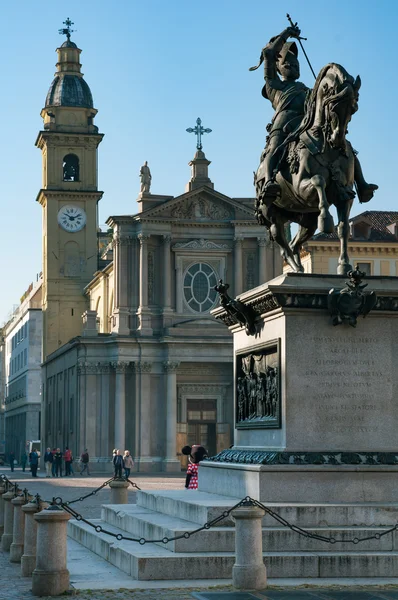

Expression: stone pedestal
xmin=21 ymin=500 xmax=45 ymax=577
xmin=10 ymin=495 xmax=26 ymax=562
xmin=109 ymin=479 xmax=129 ymax=504
xmin=1 ymin=491 xmax=15 ymax=551
xmin=32 ymin=506 xmax=71 ymax=597
xmin=232 ymin=504 xmax=267 ymax=590
xmin=0 ymin=483 xmax=6 ymax=537
xmin=207 ymin=273 xmax=398 ymax=502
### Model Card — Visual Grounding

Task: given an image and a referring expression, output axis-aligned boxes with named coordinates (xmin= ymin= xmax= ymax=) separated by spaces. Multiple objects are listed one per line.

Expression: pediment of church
xmin=140 ymin=187 xmax=254 ymax=222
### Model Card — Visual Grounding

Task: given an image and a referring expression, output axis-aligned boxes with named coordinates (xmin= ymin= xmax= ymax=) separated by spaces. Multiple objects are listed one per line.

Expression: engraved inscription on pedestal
xmin=236 ymin=340 xmax=280 ymax=429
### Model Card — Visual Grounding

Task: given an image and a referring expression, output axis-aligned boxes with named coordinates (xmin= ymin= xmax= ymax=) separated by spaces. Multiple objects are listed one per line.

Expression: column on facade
xmin=77 ymin=362 xmax=86 ymax=454
xmin=257 ymin=236 xmax=269 ymax=285
xmin=162 ymin=235 xmax=172 ymax=310
xmin=84 ymin=363 xmax=98 ymax=457
xmin=99 ymin=363 xmax=110 ymax=459
xmin=234 ymin=236 xmax=243 ymax=296
xmin=135 ymin=361 xmax=152 ymax=469
xmin=138 ymin=234 xmax=152 ymax=333
xmin=112 ymin=361 xmax=130 ymax=452
xmin=113 ymin=233 xmax=132 ymax=334
xmin=163 ymin=361 xmax=180 ymax=470
xmin=138 ymin=234 xmax=149 ymax=310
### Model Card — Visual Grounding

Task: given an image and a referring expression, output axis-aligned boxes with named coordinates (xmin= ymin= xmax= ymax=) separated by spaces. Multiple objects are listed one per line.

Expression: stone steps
xmin=68 ymin=519 xmax=398 ymax=580
xmin=68 ymin=489 xmax=398 ymax=580
xmin=137 ymin=490 xmax=398 ymax=527
xmin=101 ymin=504 xmax=396 ymax=553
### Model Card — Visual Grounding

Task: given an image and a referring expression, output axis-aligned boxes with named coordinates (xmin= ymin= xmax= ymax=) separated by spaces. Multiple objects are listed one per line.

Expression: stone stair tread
xmin=138 ymin=490 xmax=398 ymax=508
xmin=102 ymin=505 xmax=394 ymax=533
xmin=69 ymin=520 xmax=398 ymax=557
xmin=103 ymin=504 xmax=216 ymax=530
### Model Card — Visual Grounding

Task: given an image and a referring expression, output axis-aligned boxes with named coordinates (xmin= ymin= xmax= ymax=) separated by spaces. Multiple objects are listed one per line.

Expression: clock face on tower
xmin=57 ymin=205 xmax=87 ymax=232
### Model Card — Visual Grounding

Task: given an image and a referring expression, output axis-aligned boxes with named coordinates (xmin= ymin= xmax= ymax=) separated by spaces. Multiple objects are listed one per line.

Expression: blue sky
xmin=1 ymin=0 xmax=396 ymax=321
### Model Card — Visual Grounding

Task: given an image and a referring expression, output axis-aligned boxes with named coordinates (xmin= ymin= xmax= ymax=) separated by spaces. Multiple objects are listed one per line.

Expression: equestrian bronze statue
xmin=251 ymin=23 xmax=378 ymax=275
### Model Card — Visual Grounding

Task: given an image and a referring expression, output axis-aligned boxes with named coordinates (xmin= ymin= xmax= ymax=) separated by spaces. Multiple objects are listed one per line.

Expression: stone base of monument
xmin=207 ymin=273 xmax=398 ymax=504
xmin=69 ymin=274 xmax=398 ymax=580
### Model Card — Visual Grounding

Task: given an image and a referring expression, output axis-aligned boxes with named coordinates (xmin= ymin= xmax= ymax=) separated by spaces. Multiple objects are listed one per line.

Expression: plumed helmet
xmin=277 ymin=41 xmax=298 ymax=66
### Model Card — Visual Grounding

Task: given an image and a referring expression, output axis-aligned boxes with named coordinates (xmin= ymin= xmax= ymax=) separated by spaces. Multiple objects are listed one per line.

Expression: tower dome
xmin=44 ymin=37 xmax=94 ymax=109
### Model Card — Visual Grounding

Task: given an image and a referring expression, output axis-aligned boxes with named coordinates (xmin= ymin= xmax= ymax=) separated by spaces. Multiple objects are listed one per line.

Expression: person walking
xmin=29 ymin=450 xmax=39 ymax=477
xmin=64 ymin=447 xmax=72 ymax=476
xmin=9 ymin=451 xmax=15 ymax=472
xmin=51 ymin=448 xmax=57 ymax=477
xmin=113 ymin=449 xmax=124 ymax=478
xmin=123 ymin=451 xmax=134 ymax=480
xmin=20 ymin=452 xmax=28 ymax=472
xmin=54 ymin=448 xmax=63 ymax=477
xmin=43 ymin=448 xmax=53 ymax=478
xmin=80 ymin=449 xmax=90 ymax=476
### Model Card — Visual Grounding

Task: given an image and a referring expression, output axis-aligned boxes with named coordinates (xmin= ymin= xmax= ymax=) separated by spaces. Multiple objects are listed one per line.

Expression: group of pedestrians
xmin=43 ymin=447 xmax=90 ymax=477
xmin=8 ymin=450 xmax=39 ymax=477
xmin=112 ymin=449 xmax=134 ymax=479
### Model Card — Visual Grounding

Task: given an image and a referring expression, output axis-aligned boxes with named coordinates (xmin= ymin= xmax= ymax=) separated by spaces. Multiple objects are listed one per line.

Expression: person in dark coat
xmin=44 ymin=448 xmax=53 ymax=478
xmin=54 ymin=448 xmax=63 ymax=477
xmin=20 ymin=452 xmax=28 ymax=472
xmin=29 ymin=451 xmax=39 ymax=477
xmin=9 ymin=451 xmax=15 ymax=472
xmin=113 ymin=450 xmax=124 ymax=478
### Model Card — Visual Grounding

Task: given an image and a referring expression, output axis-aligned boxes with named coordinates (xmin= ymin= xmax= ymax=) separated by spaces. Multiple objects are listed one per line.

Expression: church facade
xmin=38 ymin=34 xmax=282 ymax=471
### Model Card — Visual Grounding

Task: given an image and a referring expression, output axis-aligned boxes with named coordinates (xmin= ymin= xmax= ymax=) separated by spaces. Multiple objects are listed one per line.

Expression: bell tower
xmin=36 ymin=21 xmax=104 ymax=359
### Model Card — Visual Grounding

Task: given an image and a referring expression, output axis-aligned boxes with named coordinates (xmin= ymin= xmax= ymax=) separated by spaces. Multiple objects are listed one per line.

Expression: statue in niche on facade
xmin=139 ymin=161 xmax=152 ymax=194
xmin=250 ymin=19 xmax=378 ymax=276
xmin=236 ymin=349 xmax=280 ymax=429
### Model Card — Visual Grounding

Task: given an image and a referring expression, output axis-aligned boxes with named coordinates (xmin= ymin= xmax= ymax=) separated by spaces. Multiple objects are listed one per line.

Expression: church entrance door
xmin=186 ymin=399 xmax=217 ymax=457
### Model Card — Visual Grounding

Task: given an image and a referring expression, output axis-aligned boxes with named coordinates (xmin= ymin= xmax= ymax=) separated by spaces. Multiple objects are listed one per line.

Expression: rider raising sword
xmin=253 ymin=24 xmax=377 ymax=209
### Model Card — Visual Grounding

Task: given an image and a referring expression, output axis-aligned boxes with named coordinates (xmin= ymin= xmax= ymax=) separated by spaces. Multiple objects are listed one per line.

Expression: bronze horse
xmin=255 ymin=63 xmax=366 ymax=275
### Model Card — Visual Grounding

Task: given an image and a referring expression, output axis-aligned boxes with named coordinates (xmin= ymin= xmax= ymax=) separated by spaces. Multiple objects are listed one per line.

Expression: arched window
xmin=63 ymin=154 xmax=80 ymax=182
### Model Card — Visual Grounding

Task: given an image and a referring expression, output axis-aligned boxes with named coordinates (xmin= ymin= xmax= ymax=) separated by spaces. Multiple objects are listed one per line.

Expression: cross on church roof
xmin=186 ymin=117 xmax=212 ymax=151
xmin=58 ymin=17 xmax=75 ymax=41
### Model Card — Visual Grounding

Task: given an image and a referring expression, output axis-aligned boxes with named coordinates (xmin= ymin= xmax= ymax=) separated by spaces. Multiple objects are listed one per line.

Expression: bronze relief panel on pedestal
xmin=236 ymin=340 xmax=281 ymax=429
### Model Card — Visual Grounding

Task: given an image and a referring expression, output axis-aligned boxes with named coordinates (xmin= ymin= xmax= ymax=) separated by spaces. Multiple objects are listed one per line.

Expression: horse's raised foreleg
xmin=290 ymin=218 xmax=318 ymax=271
xmin=310 ymin=174 xmax=335 ymax=234
xmin=336 ymin=201 xmax=353 ymax=275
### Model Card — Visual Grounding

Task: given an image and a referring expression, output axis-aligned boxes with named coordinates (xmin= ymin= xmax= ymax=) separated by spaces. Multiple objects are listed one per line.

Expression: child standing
xmin=182 ymin=445 xmax=208 ymax=490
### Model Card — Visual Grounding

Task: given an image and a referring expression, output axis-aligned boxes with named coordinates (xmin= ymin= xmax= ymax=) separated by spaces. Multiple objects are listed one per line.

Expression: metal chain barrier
xmin=61 ymin=498 xmax=247 ymax=544
xmin=252 ymin=498 xmax=398 ymax=545
xmin=0 ymin=473 xmax=140 ymax=508
xmin=1 ymin=474 xmax=397 ymax=547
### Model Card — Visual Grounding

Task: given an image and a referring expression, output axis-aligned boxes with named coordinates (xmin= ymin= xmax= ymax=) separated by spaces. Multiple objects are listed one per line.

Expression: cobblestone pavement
xmin=0 ymin=544 xmax=232 ymax=599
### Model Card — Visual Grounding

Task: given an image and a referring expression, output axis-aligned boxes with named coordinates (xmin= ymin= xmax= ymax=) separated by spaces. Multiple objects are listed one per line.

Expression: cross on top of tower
xmin=58 ymin=18 xmax=75 ymax=41
xmin=186 ymin=117 xmax=212 ymax=151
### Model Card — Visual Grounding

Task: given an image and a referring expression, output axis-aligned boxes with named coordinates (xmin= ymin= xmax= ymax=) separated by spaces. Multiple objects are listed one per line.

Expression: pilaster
xmin=111 ymin=361 xmax=132 ymax=452
xmin=137 ymin=234 xmax=153 ymax=335
xmin=234 ymin=236 xmax=243 ymax=296
xmin=112 ymin=233 xmax=133 ymax=335
xmin=163 ymin=361 xmax=181 ymax=472
xmin=135 ymin=361 xmax=153 ymax=470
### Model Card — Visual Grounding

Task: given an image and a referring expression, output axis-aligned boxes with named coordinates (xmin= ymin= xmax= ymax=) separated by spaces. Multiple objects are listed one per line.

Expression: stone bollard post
xmin=10 ymin=494 xmax=27 ymax=562
xmin=109 ymin=479 xmax=129 ymax=504
xmin=21 ymin=499 xmax=48 ymax=577
xmin=32 ymin=505 xmax=71 ymax=596
xmin=1 ymin=490 xmax=16 ymax=551
xmin=0 ymin=482 xmax=6 ymax=537
xmin=231 ymin=502 xmax=267 ymax=590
